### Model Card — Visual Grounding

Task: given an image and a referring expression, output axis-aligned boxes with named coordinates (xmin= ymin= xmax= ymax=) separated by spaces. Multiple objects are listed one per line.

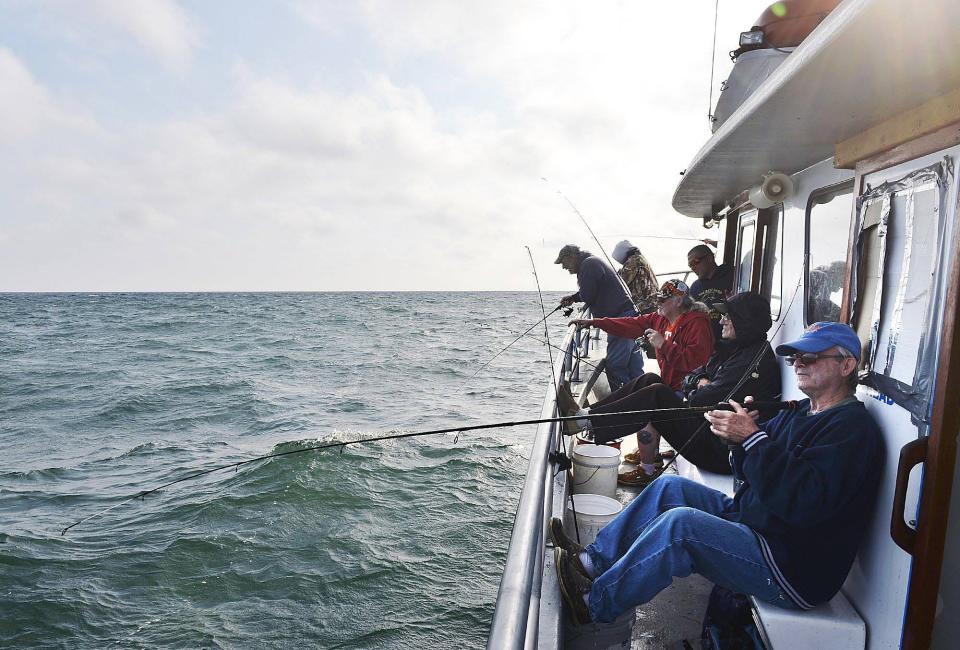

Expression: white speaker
xmin=748 ymin=171 xmax=794 ymax=208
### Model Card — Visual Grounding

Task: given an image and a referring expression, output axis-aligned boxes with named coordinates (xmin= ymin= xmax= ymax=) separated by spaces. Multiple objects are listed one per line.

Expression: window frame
xmin=804 ymin=179 xmax=856 ymax=326
xmin=733 ymin=210 xmax=758 ymax=294
xmin=759 ymin=205 xmax=784 ymax=320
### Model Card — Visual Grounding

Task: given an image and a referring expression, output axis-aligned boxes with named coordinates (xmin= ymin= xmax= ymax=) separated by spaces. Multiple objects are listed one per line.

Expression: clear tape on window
xmin=852 ymin=194 xmax=890 ymax=371
xmin=855 ymin=158 xmax=953 ymax=424
xmin=883 ymin=180 xmax=937 ymax=375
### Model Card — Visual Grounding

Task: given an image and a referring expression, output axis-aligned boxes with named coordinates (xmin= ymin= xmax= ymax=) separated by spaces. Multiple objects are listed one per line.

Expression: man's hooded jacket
xmin=683 ymin=291 xmax=781 ymax=410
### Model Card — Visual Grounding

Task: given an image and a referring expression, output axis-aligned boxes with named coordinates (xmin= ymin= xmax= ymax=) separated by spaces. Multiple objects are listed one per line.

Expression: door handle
xmin=890 ymin=437 xmax=928 ymax=554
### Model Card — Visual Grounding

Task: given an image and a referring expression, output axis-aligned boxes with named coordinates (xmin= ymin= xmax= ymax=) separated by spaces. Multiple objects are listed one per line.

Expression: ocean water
xmin=0 ymin=292 xmax=569 ymax=649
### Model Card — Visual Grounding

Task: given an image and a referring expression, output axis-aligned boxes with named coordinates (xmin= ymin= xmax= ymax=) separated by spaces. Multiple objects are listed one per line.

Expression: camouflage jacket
xmin=618 ymin=252 xmax=659 ymax=312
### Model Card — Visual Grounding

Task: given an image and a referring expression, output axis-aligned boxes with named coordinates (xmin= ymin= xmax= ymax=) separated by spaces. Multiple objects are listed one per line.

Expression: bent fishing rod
xmin=60 ymin=401 xmax=800 ymax=536
xmin=541 ymin=177 xmax=641 ymax=315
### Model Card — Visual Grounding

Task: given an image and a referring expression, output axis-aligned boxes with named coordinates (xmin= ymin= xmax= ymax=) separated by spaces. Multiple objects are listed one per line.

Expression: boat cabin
xmin=489 ymin=0 xmax=960 ymax=648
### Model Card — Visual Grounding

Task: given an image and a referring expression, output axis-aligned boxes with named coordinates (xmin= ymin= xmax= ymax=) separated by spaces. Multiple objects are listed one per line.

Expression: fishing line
xmin=526 ymin=244 xmax=584 ymax=539
xmin=526 ymin=246 xmax=559 ymax=392
xmin=60 ymin=402 xmax=797 ymax=535
xmin=707 ymin=0 xmax=721 ymax=125
xmin=521 ymin=332 xmax=601 ymax=372
xmin=467 ymin=306 xmax=561 ymax=380
xmin=658 ymin=272 xmax=805 ymax=475
xmin=540 ymin=177 xmax=639 ymax=314
xmin=393 ymin=306 xmax=565 ymax=434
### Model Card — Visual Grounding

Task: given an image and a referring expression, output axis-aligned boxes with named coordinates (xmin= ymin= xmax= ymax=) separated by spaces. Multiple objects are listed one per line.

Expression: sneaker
xmin=555 ymin=548 xmax=593 ymax=626
xmin=624 ymin=450 xmax=673 ymax=464
xmin=557 ymin=383 xmax=580 ymax=418
xmin=549 ymin=517 xmax=583 ymax=555
xmin=617 ymin=466 xmax=663 ymax=488
xmin=622 ymin=450 xmax=642 ymax=464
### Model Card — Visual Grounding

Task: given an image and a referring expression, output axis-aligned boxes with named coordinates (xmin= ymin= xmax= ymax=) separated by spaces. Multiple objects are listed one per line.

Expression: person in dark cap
xmin=551 ymin=321 xmax=883 ymax=628
xmin=555 ymin=244 xmax=644 ymax=390
xmin=687 ymin=244 xmax=734 ymax=341
xmin=559 ymin=291 xmax=779 ymax=485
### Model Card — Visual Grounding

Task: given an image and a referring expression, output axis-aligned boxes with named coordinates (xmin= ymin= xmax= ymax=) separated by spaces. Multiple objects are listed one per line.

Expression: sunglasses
xmin=688 ymin=256 xmax=706 ymax=268
xmin=784 ymin=353 xmax=847 ymax=366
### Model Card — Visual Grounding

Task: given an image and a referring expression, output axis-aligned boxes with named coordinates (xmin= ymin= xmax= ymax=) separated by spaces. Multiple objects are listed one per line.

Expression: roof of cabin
xmin=672 ymin=0 xmax=960 ymax=218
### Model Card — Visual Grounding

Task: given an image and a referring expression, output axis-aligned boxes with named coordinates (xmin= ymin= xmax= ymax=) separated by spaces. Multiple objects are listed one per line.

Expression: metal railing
xmin=486 ymin=323 xmax=580 ymax=649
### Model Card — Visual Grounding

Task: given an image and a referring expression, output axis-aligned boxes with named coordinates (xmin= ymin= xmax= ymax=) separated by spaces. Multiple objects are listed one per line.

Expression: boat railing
xmin=486 ymin=316 xmax=585 ymax=649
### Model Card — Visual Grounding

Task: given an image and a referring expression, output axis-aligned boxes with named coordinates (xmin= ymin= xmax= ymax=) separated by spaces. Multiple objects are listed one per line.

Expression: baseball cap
xmin=775 ymin=322 xmax=862 ymax=361
xmin=554 ymin=244 xmax=580 ymax=264
xmin=655 ymin=279 xmax=689 ymax=300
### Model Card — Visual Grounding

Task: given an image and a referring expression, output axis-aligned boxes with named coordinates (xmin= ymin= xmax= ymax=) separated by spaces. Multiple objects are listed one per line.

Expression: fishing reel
xmin=562 ymin=307 xmax=574 ymax=317
xmin=549 ymin=450 xmax=572 ymax=472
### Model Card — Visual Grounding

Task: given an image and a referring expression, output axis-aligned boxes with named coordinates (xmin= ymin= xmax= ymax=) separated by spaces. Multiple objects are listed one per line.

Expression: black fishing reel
xmin=549 ymin=450 xmax=572 ymax=472
xmin=562 ymin=307 xmax=574 ymax=317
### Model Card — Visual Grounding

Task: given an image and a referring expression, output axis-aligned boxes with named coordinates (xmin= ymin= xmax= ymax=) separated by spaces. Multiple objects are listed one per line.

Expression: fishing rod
xmin=540 ymin=177 xmax=640 ymax=314
xmin=521 ymin=332 xmax=600 ymax=371
xmin=468 ymin=305 xmax=562 ymax=379
xmin=600 ymin=234 xmax=708 ymax=242
xmin=60 ymin=401 xmax=800 ymax=535
xmin=657 ymin=273 xmax=805 ymax=475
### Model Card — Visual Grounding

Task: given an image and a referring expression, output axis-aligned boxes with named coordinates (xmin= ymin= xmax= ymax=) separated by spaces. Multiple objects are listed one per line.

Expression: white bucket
xmin=572 ymin=444 xmax=621 ymax=499
xmin=564 ymin=493 xmax=623 ymax=546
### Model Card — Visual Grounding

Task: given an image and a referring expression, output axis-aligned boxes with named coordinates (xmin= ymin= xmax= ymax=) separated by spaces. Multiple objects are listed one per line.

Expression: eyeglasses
xmin=784 ymin=353 xmax=847 ymax=366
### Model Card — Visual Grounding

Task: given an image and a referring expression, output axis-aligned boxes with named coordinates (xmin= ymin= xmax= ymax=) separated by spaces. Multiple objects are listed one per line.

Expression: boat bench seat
xmin=750 ymin=594 xmax=865 ymax=649
xmin=675 ymin=456 xmax=735 ymax=497
xmin=676 ymin=458 xmax=866 ymax=650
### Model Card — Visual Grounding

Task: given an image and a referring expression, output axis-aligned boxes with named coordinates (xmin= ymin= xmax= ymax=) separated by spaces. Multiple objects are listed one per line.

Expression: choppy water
xmin=0 ymin=292 xmax=568 ymax=649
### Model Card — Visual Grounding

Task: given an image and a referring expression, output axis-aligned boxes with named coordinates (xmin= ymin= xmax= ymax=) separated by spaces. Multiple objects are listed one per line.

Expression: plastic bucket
xmin=575 ymin=431 xmax=623 ymax=449
xmin=572 ymin=444 xmax=621 ymax=498
xmin=564 ymin=493 xmax=623 ymax=546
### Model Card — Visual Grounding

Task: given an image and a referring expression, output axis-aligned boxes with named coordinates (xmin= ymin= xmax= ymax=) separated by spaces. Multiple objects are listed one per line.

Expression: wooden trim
xmin=835 ymin=87 xmax=960 ymax=169
xmin=901 ymin=200 xmax=960 ymax=649
xmin=856 ymin=122 xmax=960 ymax=178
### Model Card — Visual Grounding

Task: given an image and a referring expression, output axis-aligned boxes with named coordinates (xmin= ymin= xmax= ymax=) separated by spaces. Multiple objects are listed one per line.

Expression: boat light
xmin=739 ymin=30 xmax=765 ymax=48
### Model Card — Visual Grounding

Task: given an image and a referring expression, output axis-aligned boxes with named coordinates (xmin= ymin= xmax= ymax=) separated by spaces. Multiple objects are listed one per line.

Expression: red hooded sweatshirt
xmin=591 ymin=310 xmax=714 ymax=390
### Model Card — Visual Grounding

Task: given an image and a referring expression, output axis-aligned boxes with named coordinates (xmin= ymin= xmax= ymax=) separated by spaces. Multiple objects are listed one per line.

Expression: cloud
xmin=0 ymin=49 xmax=64 ymax=142
xmin=89 ymin=0 xmax=199 ymax=69
xmin=0 ymin=1 xmax=772 ymax=290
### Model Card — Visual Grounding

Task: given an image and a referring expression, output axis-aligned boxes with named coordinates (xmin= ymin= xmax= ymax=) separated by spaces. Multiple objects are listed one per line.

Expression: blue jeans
xmin=604 ymin=311 xmax=645 ymax=391
xmin=584 ymin=475 xmax=799 ymax=623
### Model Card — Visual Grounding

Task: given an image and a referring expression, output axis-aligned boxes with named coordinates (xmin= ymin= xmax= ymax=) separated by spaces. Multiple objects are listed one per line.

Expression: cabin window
xmin=805 ymin=182 xmax=854 ymax=324
xmin=849 ymin=159 xmax=952 ymax=422
xmin=759 ymin=206 xmax=784 ymax=319
xmin=734 ymin=212 xmax=757 ymax=293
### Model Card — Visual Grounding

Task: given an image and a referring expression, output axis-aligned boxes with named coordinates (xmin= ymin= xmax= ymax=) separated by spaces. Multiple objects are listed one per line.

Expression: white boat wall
xmin=488 ymin=0 xmax=960 ymax=648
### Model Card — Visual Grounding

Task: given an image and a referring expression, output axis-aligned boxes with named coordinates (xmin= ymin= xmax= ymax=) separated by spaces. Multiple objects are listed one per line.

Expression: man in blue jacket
xmin=551 ymin=322 xmax=884 ymax=625
xmin=555 ymin=244 xmax=644 ymax=390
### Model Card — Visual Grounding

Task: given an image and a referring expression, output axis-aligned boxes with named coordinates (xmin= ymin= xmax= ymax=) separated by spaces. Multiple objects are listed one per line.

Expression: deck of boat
xmin=552 ymin=332 xmax=731 ymax=649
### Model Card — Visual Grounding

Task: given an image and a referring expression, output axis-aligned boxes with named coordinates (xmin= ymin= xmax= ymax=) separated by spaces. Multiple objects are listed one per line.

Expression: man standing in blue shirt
xmin=551 ymin=322 xmax=883 ymax=625
xmin=555 ymin=244 xmax=644 ymax=390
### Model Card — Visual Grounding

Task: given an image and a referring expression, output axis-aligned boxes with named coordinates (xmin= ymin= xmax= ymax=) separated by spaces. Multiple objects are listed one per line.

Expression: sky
xmin=1 ymin=0 xmax=772 ymax=291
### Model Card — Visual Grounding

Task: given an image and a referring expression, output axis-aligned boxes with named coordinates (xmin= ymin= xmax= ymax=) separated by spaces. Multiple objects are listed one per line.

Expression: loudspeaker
xmin=748 ymin=171 xmax=794 ymax=208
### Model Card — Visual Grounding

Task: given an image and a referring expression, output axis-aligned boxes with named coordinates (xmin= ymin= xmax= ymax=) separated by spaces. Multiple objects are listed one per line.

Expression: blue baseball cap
xmin=775 ymin=322 xmax=862 ymax=361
